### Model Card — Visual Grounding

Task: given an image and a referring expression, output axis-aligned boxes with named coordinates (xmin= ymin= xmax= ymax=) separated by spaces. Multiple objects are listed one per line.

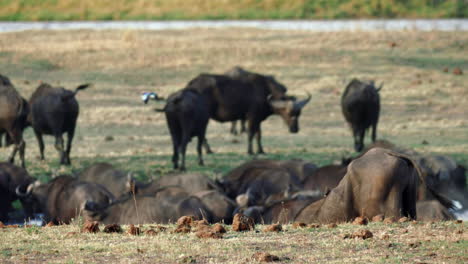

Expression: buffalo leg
xmin=7 ymin=130 xmax=26 ymax=168
xmin=171 ymin=135 xmax=180 ymax=170
xmin=240 ymin=120 xmax=246 ymax=133
xmin=247 ymin=119 xmax=260 ymax=155
xmin=197 ymin=135 xmax=204 ymax=166
xmin=353 ymin=127 xmax=365 ymax=152
xmin=256 ymin=127 xmax=265 ymax=154
xmin=230 ymin=121 xmax=238 ymax=135
xmin=203 ymin=139 xmax=213 ymax=154
xmin=54 ymin=134 xmax=65 ymax=165
xmin=371 ymin=123 xmax=378 ymax=143
xmin=33 ymin=129 xmax=45 ymax=160
xmin=64 ymin=128 xmax=75 ymax=165
xmin=179 ymin=133 xmax=190 ymax=171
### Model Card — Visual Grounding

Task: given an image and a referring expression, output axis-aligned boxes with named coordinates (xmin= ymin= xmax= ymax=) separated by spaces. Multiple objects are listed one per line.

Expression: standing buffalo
xmin=28 ymin=82 xmax=90 ymax=165
xmin=0 ymin=74 xmax=29 ymax=168
xmin=155 ymin=89 xmax=210 ymax=171
xmin=341 ymin=79 xmax=382 ymax=152
xmin=185 ymin=72 xmax=311 ymax=154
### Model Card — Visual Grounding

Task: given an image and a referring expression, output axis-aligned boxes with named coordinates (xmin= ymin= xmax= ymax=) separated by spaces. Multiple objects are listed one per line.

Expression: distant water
xmin=0 ymin=19 xmax=467 ymax=33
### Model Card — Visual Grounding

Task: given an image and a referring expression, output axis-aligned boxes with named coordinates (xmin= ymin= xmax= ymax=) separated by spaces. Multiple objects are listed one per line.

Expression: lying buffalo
xmin=0 ymin=74 xmax=29 ymax=168
xmin=341 ymin=79 xmax=382 ymax=152
xmin=221 ymin=160 xmax=305 ymax=208
xmin=295 ymin=148 xmax=451 ymax=223
xmin=28 ymin=82 xmax=91 ymax=165
xmin=83 ymin=186 xmax=212 ymax=224
xmin=185 ymin=72 xmax=311 ymax=154
xmin=77 ymin=162 xmax=135 ymax=197
xmin=302 ymin=164 xmax=347 ymax=194
xmin=416 ymin=200 xmax=455 ymax=221
xmin=155 ymin=89 xmax=210 ymax=170
xmin=17 ymin=175 xmax=114 ymax=224
xmin=0 ymin=162 xmax=35 ymax=222
xmin=195 ymin=190 xmax=237 ymax=224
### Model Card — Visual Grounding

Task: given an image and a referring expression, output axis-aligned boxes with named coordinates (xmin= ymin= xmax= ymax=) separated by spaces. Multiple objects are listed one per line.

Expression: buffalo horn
xmin=15 ymin=185 xmax=28 ymax=197
xmin=293 ymin=92 xmax=312 ymax=111
xmin=376 ymin=82 xmax=384 ymax=92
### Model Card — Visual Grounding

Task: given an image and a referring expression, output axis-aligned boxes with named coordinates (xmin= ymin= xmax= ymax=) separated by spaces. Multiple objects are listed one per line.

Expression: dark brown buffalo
xmin=0 ymin=74 xmax=29 ymax=168
xmin=195 ymin=190 xmax=237 ymax=224
xmin=83 ymin=186 xmax=212 ymax=224
xmin=185 ymin=73 xmax=311 ymax=154
xmin=223 ymin=66 xmax=288 ymax=136
xmin=295 ymin=148 xmax=451 ymax=223
xmin=17 ymin=175 xmax=114 ymax=224
xmin=341 ymin=79 xmax=382 ymax=152
xmin=220 ymin=160 xmax=304 ymax=207
xmin=0 ymin=162 xmax=35 ymax=221
xmin=302 ymin=164 xmax=347 ymax=194
xmin=416 ymin=200 xmax=455 ymax=221
xmin=138 ymin=173 xmax=221 ymax=196
xmin=28 ymin=82 xmax=90 ymax=165
xmin=242 ymin=194 xmax=322 ymax=224
xmin=77 ymin=162 xmax=135 ymax=197
xmin=155 ymin=89 xmax=210 ymax=170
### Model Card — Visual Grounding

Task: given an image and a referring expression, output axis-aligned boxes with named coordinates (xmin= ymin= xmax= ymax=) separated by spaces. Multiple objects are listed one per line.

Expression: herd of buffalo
xmin=0 ymin=67 xmax=466 ymax=226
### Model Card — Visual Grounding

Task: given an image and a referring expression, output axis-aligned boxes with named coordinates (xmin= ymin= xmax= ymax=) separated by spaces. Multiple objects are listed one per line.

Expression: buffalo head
xmin=15 ymin=180 xmax=47 ymax=216
xmin=269 ymin=93 xmax=311 ymax=133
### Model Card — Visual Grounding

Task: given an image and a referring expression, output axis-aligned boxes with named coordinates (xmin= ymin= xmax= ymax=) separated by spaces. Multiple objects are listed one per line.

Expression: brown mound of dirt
xmin=0 ymin=221 xmax=4 ymax=228
xmin=177 ymin=215 xmax=194 ymax=226
xmin=453 ymin=67 xmax=463 ymax=75
xmin=372 ymin=214 xmax=384 ymax=222
xmin=127 ymin=224 xmax=141 ymax=235
xmin=45 ymin=221 xmax=55 ymax=227
xmin=212 ymin=223 xmax=227 ymax=234
xmin=174 ymin=225 xmax=191 ymax=233
xmin=232 ymin=213 xmax=255 ymax=232
xmin=81 ymin=221 xmax=100 ymax=233
xmin=326 ymin=223 xmax=337 ymax=228
xmin=398 ymin=217 xmax=409 ymax=223
xmin=103 ymin=224 xmax=123 ymax=233
xmin=292 ymin=222 xmax=307 ymax=228
xmin=308 ymin=223 xmax=321 ymax=228
xmin=145 ymin=229 xmax=158 ymax=236
xmin=263 ymin=224 xmax=282 ymax=232
xmin=252 ymin=252 xmax=280 ymax=262
xmin=344 ymin=229 xmax=373 ymax=240
xmin=195 ymin=230 xmax=223 ymax=239
xmin=384 ymin=217 xmax=396 ymax=224
xmin=353 ymin=217 xmax=368 ymax=225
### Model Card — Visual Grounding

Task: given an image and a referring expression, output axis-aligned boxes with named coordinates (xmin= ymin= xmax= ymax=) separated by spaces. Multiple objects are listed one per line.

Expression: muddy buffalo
xmin=295 ymin=148 xmax=451 ymax=223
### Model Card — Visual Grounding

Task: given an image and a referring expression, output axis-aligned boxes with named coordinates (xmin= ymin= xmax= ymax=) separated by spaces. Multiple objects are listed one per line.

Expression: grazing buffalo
xmin=154 ymin=89 xmax=210 ymax=170
xmin=0 ymin=74 xmax=29 ymax=168
xmin=341 ymin=79 xmax=382 ymax=152
xmin=83 ymin=187 xmax=212 ymax=224
xmin=295 ymin=148 xmax=451 ymax=224
xmin=28 ymin=82 xmax=91 ymax=165
xmin=77 ymin=162 xmax=136 ymax=197
xmin=416 ymin=200 xmax=455 ymax=221
xmin=0 ymin=162 xmax=35 ymax=221
xmin=185 ymin=72 xmax=311 ymax=154
xmin=17 ymin=175 xmax=114 ymax=224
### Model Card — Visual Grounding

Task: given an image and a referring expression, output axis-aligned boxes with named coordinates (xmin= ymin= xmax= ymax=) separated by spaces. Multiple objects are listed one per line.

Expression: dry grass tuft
xmin=263 ymin=223 xmax=282 ymax=232
xmin=352 ymin=216 xmax=369 ymax=225
xmin=251 ymin=252 xmax=280 ymax=262
xmin=127 ymin=224 xmax=141 ymax=235
xmin=81 ymin=220 xmax=100 ymax=233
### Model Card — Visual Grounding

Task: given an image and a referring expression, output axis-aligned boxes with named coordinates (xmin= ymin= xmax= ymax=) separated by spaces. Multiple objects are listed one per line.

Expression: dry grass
xmin=0 ymin=221 xmax=466 ymax=263
xmin=0 ymin=28 xmax=467 ymax=263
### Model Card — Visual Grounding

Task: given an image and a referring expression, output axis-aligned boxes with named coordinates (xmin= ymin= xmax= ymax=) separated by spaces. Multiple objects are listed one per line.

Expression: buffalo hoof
xmin=199 ymin=160 xmax=204 ymax=166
